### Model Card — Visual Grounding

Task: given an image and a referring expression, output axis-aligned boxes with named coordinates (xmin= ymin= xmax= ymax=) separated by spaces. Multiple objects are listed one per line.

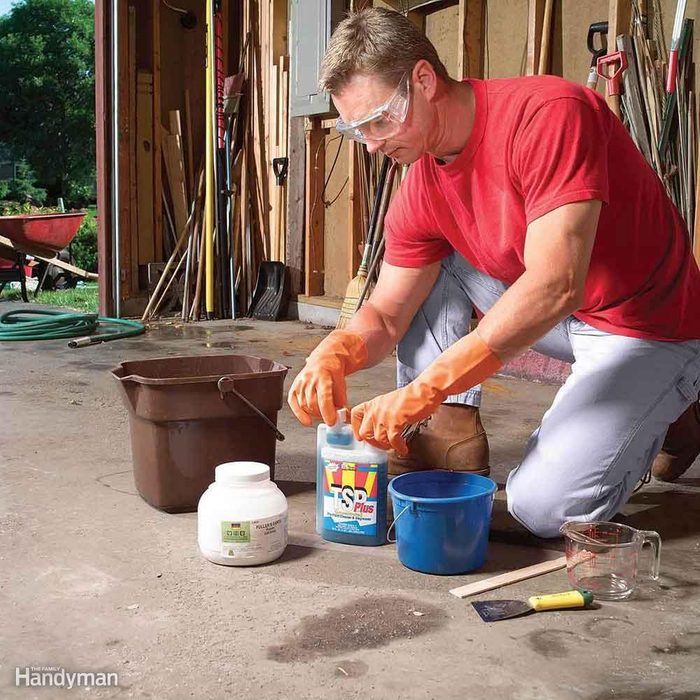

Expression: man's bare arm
xmin=345 ymin=260 xmax=442 ymax=367
xmin=475 ymin=200 xmax=601 ymax=361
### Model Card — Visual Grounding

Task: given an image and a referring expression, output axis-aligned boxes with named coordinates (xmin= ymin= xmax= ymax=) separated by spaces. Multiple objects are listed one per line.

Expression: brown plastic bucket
xmin=111 ymin=354 xmax=289 ymax=512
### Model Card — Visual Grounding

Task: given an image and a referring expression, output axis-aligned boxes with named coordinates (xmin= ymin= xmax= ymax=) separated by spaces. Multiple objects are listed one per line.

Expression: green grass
xmin=1 ymin=284 xmax=98 ymax=313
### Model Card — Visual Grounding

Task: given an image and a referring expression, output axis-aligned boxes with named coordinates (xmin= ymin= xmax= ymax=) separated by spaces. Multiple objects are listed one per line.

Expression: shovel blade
xmin=471 ymin=600 xmax=533 ymax=622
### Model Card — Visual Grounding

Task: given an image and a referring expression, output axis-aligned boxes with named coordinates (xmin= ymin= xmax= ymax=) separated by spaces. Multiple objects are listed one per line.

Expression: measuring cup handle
xmin=641 ymin=529 xmax=662 ymax=580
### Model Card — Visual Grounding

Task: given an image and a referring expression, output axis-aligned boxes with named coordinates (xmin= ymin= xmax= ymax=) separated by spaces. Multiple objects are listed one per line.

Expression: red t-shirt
xmin=384 ymin=76 xmax=700 ymax=341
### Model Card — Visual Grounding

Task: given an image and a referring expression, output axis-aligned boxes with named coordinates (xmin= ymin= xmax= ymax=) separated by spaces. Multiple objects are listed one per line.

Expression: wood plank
xmin=527 ymin=0 xmax=546 ymax=76
xmin=537 ymin=0 xmax=554 ymax=75
xmin=286 ymin=116 xmax=305 ymax=295
xmin=95 ymin=0 xmax=111 ymax=315
xmin=269 ymin=1 xmax=288 ymax=260
xmin=347 ymin=141 xmax=362 ymax=280
xmin=607 ymin=0 xmax=632 ymax=117
xmin=694 ymin=96 xmax=700 ymax=265
xmin=458 ymin=0 xmax=487 ymax=79
xmin=136 ymin=72 xmax=155 ymax=264
xmin=33 ymin=253 xmax=100 ymax=281
xmin=269 ymin=61 xmax=279 ymax=260
xmin=304 ymin=118 xmax=325 ymax=296
xmin=152 ymin=0 xmax=163 ymax=261
xmin=449 ymin=556 xmax=567 ymax=598
xmin=166 ymin=110 xmax=189 ymax=238
xmin=185 ymin=89 xmax=195 ymax=203
xmin=280 ymin=56 xmax=289 ymax=263
xmin=128 ymin=4 xmax=138 ymax=294
xmin=117 ymin=0 xmax=130 ymax=300
xmin=251 ymin=0 xmax=271 ymax=260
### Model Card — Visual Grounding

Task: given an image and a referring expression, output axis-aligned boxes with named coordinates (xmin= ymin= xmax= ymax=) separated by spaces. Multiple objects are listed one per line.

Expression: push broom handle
xmin=358 ymin=157 xmax=391 ymax=274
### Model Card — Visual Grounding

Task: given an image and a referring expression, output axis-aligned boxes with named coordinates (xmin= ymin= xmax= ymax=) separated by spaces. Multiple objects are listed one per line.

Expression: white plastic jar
xmin=197 ymin=461 xmax=288 ymax=566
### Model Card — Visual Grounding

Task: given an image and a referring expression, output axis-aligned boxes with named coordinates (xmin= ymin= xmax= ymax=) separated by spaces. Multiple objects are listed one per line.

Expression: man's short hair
xmin=319 ymin=7 xmax=450 ymax=94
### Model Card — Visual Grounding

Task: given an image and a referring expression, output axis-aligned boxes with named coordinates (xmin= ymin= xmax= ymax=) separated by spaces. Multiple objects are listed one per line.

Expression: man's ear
xmin=412 ymin=59 xmax=438 ymax=102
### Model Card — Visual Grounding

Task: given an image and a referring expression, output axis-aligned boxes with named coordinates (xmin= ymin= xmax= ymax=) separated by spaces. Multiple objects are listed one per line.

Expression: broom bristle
xmin=336 ymin=273 xmax=367 ymax=329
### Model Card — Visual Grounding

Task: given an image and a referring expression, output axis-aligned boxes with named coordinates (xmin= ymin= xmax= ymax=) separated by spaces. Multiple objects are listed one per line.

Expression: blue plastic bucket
xmin=388 ymin=470 xmax=497 ymax=575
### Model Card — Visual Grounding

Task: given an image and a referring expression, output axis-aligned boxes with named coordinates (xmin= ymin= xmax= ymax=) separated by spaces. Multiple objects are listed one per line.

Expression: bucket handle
xmin=217 ymin=376 xmax=285 ymax=441
xmin=386 ymin=504 xmax=411 ymax=544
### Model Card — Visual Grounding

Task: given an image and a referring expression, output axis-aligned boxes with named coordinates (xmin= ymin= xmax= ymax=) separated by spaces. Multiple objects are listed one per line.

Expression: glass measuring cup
xmin=561 ymin=521 xmax=661 ymax=601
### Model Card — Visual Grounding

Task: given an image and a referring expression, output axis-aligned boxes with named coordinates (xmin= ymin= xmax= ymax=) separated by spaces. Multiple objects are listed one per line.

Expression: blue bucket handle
xmin=386 ymin=504 xmax=412 ymax=544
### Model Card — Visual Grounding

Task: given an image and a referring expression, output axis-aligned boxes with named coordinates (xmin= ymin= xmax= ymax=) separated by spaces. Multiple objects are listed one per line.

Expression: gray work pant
xmin=397 ymin=253 xmax=700 ymax=537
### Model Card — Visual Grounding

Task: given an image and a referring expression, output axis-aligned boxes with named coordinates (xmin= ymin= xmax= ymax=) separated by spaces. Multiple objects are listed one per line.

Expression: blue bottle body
xmin=316 ymin=419 xmax=388 ymax=546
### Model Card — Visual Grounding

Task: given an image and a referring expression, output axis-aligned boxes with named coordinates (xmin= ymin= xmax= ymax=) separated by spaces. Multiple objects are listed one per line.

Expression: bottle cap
xmin=215 ymin=461 xmax=270 ymax=486
xmin=327 ymin=408 xmax=348 ymax=431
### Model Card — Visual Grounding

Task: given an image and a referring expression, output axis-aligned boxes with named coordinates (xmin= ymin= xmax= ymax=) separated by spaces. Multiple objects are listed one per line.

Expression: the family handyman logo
xmin=15 ymin=666 xmax=119 ymax=689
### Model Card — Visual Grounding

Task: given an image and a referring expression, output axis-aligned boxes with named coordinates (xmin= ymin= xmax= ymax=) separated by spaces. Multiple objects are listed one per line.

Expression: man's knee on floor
xmin=505 ymin=471 xmax=603 ymax=539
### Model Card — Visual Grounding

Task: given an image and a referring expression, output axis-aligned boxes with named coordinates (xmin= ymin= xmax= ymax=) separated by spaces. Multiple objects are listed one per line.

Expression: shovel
xmin=472 ymin=589 xmax=594 ymax=623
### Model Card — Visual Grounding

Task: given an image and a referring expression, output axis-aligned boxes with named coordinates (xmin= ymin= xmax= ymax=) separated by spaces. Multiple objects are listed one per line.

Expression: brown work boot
xmin=389 ymin=404 xmax=490 ymax=477
xmin=652 ymin=400 xmax=700 ymax=482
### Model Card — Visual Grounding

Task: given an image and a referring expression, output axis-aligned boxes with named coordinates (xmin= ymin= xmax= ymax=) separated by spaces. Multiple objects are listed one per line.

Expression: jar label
xmin=220 ymin=514 xmax=287 ymax=558
xmin=322 ymin=460 xmax=379 ymax=536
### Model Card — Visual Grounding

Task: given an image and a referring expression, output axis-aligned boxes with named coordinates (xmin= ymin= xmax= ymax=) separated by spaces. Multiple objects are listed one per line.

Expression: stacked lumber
xmin=142 ymin=0 xmax=289 ymax=322
xmin=617 ymin=1 xmax=697 ymax=242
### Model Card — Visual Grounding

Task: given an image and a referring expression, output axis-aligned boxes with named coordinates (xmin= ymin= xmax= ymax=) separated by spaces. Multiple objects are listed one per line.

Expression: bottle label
xmin=322 ymin=459 xmax=380 ymax=537
xmin=220 ymin=514 xmax=287 ymax=558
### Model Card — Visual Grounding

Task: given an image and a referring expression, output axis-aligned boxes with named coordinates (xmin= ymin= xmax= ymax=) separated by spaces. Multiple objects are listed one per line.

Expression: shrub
xmin=65 ymin=180 xmax=95 ymax=209
xmin=5 ymin=160 xmax=46 ymax=205
xmin=71 ymin=215 xmax=97 ymax=272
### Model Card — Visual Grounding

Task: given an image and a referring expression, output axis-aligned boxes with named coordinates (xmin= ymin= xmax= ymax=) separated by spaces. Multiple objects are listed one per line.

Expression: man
xmin=287 ymin=8 xmax=700 ymax=538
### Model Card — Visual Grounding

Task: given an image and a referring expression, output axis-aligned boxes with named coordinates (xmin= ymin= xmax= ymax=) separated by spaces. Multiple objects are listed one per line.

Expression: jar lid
xmin=215 ymin=461 xmax=270 ymax=485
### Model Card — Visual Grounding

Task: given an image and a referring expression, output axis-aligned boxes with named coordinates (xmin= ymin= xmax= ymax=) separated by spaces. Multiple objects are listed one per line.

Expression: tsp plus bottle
xmin=316 ymin=410 xmax=388 ymax=546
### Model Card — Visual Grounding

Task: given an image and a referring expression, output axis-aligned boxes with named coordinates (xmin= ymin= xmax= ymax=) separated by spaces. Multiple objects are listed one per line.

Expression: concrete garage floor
xmin=2 ymin=303 xmax=700 ymax=699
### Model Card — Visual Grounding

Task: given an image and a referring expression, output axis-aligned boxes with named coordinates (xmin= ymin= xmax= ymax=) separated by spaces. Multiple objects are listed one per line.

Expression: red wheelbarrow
xmin=0 ymin=212 xmax=96 ymax=302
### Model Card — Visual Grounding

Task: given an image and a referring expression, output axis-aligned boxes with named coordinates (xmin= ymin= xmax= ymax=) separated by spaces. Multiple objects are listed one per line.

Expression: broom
xmin=336 ymin=157 xmax=391 ymax=328
xmin=352 ymin=161 xmax=397 ymax=312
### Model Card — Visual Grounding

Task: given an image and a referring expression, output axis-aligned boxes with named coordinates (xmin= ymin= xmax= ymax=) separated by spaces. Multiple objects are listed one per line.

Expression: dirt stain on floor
xmin=525 ymin=629 xmax=579 ymax=659
xmin=267 ymin=595 xmax=448 ymax=662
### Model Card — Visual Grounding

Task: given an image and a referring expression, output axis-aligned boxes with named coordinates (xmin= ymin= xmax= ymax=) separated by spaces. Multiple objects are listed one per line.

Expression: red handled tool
xmin=666 ymin=0 xmax=688 ymax=94
xmin=596 ymin=51 xmax=628 ymax=98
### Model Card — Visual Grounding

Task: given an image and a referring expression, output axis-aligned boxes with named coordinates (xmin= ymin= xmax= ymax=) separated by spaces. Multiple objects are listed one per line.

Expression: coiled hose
xmin=0 ymin=309 xmax=145 ymax=347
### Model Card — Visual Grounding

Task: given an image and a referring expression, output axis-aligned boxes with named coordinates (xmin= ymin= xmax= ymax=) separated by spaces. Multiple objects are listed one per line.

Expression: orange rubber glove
xmin=351 ymin=331 xmax=502 ymax=455
xmin=288 ymin=329 xmax=368 ymax=427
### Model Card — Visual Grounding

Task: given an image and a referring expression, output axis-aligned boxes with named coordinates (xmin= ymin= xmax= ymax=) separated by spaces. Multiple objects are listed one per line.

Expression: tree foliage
xmin=0 ymin=160 xmax=47 ymax=205
xmin=0 ymin=0 xmax=95 ymax=204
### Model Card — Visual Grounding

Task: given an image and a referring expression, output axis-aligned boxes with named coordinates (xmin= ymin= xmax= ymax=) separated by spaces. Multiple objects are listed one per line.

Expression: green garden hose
xmin=0 ymin=309 xmax=145 ymax=347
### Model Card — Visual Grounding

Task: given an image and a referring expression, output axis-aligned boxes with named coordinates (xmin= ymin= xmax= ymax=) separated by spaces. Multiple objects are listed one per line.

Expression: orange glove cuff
xmin=415 ymin=331 xmax=502 ymax=404
xmin=307 ymin=329 xmax=368 ymax=376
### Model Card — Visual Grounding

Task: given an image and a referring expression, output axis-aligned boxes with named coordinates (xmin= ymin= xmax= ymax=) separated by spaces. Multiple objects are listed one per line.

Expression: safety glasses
xmin=335 ymin=73 xmax=411 ymax=144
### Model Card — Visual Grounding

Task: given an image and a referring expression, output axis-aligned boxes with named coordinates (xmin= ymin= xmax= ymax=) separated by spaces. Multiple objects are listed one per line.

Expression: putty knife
xmin=471 ymin=589 xmax=594 ymax=622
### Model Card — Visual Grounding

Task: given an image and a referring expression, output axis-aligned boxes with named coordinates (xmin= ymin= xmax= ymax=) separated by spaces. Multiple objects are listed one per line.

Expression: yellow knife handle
xmin=527 ymin=590 xmax=594 ymax=611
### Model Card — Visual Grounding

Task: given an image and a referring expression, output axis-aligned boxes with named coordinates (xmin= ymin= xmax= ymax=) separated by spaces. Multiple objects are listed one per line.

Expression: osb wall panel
xmin=159 ymin=0 xmax=207 ymax=169
xmin=323 ymin=129 xmax=351 ymax=298
xmin=425 ymin=6 xmax=460 ymax=77
xmin=482 ymin=1 xmax=528 ymax=78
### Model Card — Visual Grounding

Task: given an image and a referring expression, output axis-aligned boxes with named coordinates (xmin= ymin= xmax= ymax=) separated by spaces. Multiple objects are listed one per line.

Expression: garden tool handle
xmin=586 ymin=49 xmax=606 ymax=90
xmin=666 ymin=50 xmax=679 ymax=94
xmin=527 ymin=590 xmax=594 ymax=611
xmin=272 ymin=157 xmax=289 ymax=186
xmin=586 ymin=21 xmax=608 ymax=55
xmin=596 ymin=51 xmax=628 ymax=97
xmin=218 ymin=376 xmax=285 ymax=441
xmin=666 ymin=0 xmax=688 ymax=93
xmin=586 ymin=21 xmax=608 ymax=91
xmin=640 ymin=530 xmax=662 ymax=580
